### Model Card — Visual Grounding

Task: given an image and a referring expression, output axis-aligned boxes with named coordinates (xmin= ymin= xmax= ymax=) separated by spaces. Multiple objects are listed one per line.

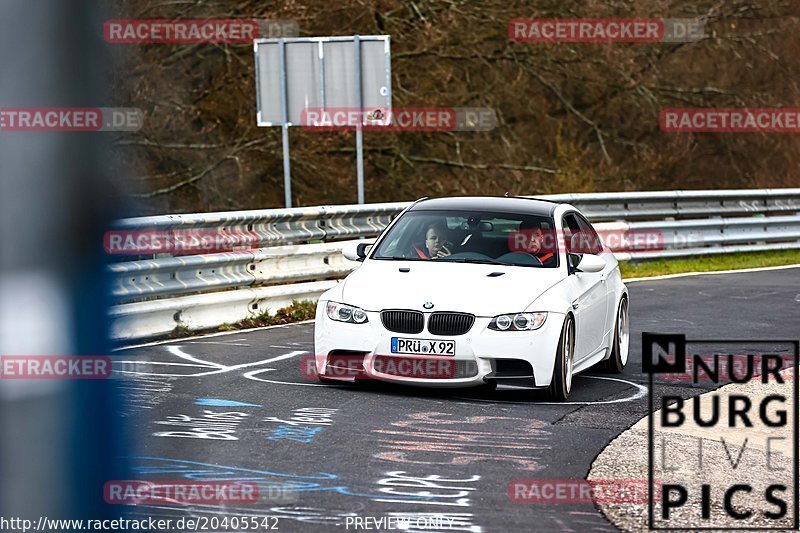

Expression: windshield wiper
xmin=441 ymin=257 xmax=506 ymax=266
xmin=379 ymin=256 xmax=508 ymax=265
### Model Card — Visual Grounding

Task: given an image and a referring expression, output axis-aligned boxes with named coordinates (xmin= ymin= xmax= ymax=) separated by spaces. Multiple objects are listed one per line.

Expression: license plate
xmin=391 ymin=337 xmax=455 ymax=356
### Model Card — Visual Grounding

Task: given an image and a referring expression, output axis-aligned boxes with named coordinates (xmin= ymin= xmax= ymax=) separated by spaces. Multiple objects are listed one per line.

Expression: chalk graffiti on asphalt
xmin=113 ymin=345 xmax=306 ymax=378
xmin=194 ymin=398 xmax=262 ymax=407
xmin=371 ymin=411 xmax=551 ymax=471
xmin=126 ymin=457 xmax=414 ymax=499
xmin=263 ymin=407 xmax=338 ymax=443
xmin=152 ymin=410 xmax=249 ymax=440
xmin=373 ymin=470 xmax=480 ymax=507
xmin=117 ymin=375 xmax=174 ymax=414
xmin=266 ymin=425 xmax=323 ymax=443
xmin=370 ymin=471 xmax=484 ymax=532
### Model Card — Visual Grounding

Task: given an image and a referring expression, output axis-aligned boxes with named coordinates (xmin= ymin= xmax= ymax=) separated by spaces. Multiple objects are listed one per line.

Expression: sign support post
xmin=277 ymin=39 xmax=292 ymax=208
xmin=354 ymin=35 xmax=365 ymax=204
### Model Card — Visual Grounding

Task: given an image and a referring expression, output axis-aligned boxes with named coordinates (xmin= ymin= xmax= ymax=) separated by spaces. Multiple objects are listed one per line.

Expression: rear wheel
xmin=601 ymin=297 xmax=629 ymax=373
xmin=545 ymin=315 xmax=574 ymax=401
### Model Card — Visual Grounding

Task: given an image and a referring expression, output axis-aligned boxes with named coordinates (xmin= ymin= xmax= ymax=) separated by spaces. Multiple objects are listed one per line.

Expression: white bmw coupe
xmin=313 ymin=197 xmax=629 ymax=400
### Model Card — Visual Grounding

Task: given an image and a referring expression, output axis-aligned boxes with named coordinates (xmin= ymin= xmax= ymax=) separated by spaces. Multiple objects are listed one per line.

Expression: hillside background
xmin=109 ymin=0 xmax=800 ymax=215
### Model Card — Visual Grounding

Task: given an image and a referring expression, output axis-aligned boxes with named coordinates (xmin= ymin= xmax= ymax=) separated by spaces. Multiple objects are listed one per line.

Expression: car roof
xmin=408 ymin=196 xmax=559 ymax=217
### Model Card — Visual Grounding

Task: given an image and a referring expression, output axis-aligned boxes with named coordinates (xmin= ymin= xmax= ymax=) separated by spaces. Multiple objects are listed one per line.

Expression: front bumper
xmin=313 ymin=304 xmax=565 ymax=388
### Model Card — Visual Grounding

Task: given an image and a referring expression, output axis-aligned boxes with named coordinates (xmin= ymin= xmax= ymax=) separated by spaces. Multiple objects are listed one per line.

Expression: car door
xmin=576 ymin=213 xmax=616 ymax=342
xmin=561 ymin=212 xmax=608 ymax=362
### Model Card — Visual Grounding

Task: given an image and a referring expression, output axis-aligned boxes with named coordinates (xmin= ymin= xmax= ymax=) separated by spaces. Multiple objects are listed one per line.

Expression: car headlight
xmin=326 ymin=301 xmax=369 ymax=324
xmin=488 ymin=312 xmax=547 ymax=331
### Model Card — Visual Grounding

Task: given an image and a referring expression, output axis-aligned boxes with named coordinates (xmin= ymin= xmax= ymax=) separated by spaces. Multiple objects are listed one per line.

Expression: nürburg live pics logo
xmin=643 ymin=333 xmax=798 ymax=530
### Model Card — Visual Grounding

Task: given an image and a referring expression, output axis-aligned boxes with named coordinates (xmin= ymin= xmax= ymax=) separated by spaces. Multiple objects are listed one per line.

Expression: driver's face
xmin=527 ymin=228 xmax=544 ymax=253
xmin=426 ymin=228 xmax=443 ymax=255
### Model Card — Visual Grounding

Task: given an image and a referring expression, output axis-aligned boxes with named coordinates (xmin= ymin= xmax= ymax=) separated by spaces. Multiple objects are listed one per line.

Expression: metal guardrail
xmin=109 ymin=189 xmax=800 ymax=342
xmin=112 ymin=202 xmax=408 ymax=248
xmin=538 ymin=188 xmax=800 ymax=221
xmin=612 ymin=215 xmax=800 ymax=260
xmin=109 ymin=242 xmax=356 ymax=301
xmin=109 ymin=280 xmax=338 ymax=342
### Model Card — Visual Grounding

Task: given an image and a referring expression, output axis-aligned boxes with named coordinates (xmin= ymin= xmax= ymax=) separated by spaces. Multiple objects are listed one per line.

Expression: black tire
xmin=545 ymin=315 xmax=575 ymax=401
xmin=601 ymin=297 xmax=629 ymax=373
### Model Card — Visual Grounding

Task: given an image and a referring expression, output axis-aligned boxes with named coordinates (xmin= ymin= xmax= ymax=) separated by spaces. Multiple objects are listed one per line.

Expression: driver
xmin=517 ymin=220 xmax=556 ymax=266
xmin=413 ymin=222 xmax=452 ymax=259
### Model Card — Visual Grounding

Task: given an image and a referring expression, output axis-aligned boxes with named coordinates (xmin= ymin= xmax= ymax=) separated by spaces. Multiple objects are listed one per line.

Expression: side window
xmin=576 ymin=215 xmax=604 ymax=255
xmin=561 ymin=214 xmax=583 ymax=254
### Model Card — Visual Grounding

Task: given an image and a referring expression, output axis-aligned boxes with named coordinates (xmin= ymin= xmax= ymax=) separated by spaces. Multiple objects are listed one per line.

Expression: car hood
xmin=340 ymin=259 xmax=563 ymax=316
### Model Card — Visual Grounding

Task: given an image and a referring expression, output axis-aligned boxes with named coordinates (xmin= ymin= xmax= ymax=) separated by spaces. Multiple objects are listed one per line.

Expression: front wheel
xmin=601 ymin=297 xmax=629 ymax=373
xmin=545 ymin=315 xmax=575 ymax=401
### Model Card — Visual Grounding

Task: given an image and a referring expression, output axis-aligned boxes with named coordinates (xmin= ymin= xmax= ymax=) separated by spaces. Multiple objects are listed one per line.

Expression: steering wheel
xmin=495 ymin=252 xmax=543 ymax=266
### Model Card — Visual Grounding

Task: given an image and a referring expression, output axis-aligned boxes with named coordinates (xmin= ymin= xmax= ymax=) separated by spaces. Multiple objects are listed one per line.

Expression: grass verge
xmin=620 ymin=249 xmax=800 ymax=279
xmin=169 ymin=300 xmax=316 ymax=338
xmin=219 ymin=300 xmax=317 ymax=330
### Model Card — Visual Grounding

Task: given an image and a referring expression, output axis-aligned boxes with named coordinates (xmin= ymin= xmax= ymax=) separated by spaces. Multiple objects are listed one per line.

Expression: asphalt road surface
xmin=113 ymin=267 xmax=799 ymax=532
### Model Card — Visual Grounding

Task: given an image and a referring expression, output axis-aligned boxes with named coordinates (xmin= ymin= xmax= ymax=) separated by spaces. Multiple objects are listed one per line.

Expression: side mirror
xmin=575 ymin=253 xmax=605 ymax=273
xmin=342 ymin=241 xmax=371 ymax=262
xmin=566 ymin=253 xmax=580 ymax=275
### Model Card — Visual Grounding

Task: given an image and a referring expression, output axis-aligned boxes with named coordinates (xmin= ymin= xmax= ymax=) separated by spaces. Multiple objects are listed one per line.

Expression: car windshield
xmin=371 ymin=209 xmax=559 ymax=268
